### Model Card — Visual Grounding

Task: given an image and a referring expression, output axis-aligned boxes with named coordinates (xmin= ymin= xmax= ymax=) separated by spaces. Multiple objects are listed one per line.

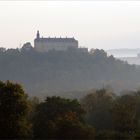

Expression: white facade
xmin=34 ymin=31 xmax=78 ymax=52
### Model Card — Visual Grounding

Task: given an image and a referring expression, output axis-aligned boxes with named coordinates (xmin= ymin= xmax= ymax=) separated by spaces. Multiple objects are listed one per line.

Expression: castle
xmin=34 ymin=31 xmax=79 ymax=52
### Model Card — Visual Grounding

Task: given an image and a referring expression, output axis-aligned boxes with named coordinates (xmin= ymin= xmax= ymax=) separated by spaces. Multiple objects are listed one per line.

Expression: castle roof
xmin=35 ymin=37 xmax=78 ymax=43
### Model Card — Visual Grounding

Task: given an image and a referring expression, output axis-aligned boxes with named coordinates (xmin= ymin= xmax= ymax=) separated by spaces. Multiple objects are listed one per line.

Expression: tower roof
xmin=36 ymin=30 xmax=40 ymax=39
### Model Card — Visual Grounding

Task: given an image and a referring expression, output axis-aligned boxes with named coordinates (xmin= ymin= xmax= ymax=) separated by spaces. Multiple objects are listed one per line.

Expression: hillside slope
xmin=0 ymin=48 xmax=140 ymax=97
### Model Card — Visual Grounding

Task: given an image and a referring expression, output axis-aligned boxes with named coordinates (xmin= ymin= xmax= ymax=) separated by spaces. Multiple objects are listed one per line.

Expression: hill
xmin=0 ymin=47 xmax=140 ymax=98
xmin=107 ymin=48 xmax=140 ymax=57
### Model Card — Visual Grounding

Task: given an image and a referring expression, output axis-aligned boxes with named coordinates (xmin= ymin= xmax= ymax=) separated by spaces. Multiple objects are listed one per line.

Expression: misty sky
xmin=0 ymin=1 xmax=140 ymax=50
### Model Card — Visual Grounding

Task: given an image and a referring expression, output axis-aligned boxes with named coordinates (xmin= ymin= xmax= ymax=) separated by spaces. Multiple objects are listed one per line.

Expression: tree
xmin=21 ymin=42 xmax=34 ymax=53
xmin=55 ymin=112 xmax=95 ymax=139
xmin=0 ymin=81 xmax=32 ymax=139
xmin=0 ymin=47 xmax=6 ymax=53
xmin=111 ymin=94 xmax=138 ymax=133
xmin=81 ymin=89 xmax=115 ymax=130
xmin=32 ymin=96 xmax=95 ymax=139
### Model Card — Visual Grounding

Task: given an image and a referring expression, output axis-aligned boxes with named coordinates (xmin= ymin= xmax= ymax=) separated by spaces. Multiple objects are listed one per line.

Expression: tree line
xmin=1 ymin=81 xmax=140 ymax=139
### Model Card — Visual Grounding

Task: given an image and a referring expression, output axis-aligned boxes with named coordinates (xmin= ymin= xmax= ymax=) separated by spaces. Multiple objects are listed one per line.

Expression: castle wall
xmin=34 ymin=40 xmax=78 ymax=52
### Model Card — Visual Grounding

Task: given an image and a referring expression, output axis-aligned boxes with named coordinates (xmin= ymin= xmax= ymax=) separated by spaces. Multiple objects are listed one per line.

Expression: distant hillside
xmin=0 ymin=47 xmax=140 ymax=97
xmin=107 ymin=48 xmax=140 ymax=57
xmin=118 ymin=57 xmax=140 ymax=65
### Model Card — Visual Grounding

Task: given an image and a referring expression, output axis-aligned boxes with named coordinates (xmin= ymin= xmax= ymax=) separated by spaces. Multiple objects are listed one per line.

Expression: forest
xmin=0 ymin=45 xmax=140 ymax=98
xmin=1 ymin=45 xmax=140 ymax=139
xmin=1 ymin=81 xmax=140 ymax=139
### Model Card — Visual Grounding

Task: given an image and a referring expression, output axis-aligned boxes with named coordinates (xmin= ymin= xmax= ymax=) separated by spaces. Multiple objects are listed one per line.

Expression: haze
xmin=0 ymin=1 xmax=140 ymax=50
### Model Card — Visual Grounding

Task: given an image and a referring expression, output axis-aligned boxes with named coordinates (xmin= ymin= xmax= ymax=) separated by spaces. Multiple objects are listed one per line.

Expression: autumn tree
xmin=0 ymin=81 xmax=32 ymax=139
xmin=32 ymin=96 xmax=95 ymax=139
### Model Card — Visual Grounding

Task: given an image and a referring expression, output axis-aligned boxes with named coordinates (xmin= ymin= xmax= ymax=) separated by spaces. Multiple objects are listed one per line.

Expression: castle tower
xmin=36 ymin=30 xmax=40 ymax=39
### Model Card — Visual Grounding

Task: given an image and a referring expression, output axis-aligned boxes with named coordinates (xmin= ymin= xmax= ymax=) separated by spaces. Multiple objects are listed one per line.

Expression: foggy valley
xmin=1 ymin=1 xmax=140 ymax=139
